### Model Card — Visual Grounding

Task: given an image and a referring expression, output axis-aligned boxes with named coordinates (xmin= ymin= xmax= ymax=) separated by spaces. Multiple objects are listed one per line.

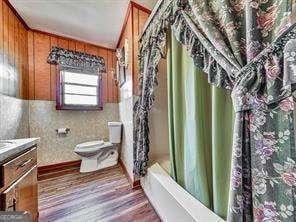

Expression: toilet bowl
xmin=74 ymin=122 xmax=122 ymax=173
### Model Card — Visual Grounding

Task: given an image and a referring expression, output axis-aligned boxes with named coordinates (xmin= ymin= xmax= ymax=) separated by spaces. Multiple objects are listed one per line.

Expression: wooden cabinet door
xmin=15 ymin=166 xmax=38 ymax=222
xmin=1 ymin=185 xmax=17 ymax=211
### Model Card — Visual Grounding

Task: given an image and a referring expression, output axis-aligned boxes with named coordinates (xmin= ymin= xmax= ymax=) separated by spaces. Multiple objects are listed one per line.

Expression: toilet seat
xmin=75 ymin=141 xmax=113 ymax=153
xmin=77 ymin=140 xmax=104 ymax=148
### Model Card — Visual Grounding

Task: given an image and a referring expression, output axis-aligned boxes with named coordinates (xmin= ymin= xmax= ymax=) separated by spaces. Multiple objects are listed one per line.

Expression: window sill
xmin=56 ymin=105 xmax=103 ymax=111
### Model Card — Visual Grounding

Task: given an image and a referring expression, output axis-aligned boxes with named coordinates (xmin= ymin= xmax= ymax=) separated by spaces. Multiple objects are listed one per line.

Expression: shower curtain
xmin=168 ymin=33 xmax=234 ymax=219
xmin=134 ymin=1 xmax=296 ymax=221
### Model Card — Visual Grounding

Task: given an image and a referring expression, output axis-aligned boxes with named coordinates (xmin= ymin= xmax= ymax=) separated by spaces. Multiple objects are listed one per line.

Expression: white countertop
xmin=0 ymin=138 xmax=40 ymax=163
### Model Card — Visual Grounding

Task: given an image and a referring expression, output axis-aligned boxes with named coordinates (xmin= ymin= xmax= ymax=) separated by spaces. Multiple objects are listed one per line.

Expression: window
xmin=56 ymin=68 xmax=103 ymax=110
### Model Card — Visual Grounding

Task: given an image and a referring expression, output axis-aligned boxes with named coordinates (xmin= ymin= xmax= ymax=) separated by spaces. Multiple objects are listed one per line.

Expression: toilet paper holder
xmin=55 ymin=128 xmax=70 ymax=135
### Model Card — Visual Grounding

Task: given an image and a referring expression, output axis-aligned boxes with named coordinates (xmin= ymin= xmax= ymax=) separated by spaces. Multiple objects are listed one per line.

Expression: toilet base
xmin=79 ymin=146 xmax=118 ymax=173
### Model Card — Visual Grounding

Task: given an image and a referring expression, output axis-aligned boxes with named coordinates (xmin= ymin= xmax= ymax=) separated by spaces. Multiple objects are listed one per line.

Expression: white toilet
xmin=74 ymin=122 xmax=122 ymax=173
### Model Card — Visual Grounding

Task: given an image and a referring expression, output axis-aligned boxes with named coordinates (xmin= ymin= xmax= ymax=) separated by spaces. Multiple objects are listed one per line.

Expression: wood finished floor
xmin=38 ymin=165 xmax=161 ymax=222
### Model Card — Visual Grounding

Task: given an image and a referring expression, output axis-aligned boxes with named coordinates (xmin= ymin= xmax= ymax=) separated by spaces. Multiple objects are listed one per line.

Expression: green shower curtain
xmin=167 ymin=34 xmax=234 ymax=219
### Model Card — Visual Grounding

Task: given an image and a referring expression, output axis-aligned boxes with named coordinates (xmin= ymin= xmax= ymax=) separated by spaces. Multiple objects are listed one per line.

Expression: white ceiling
xmin=9 ymin=0 xmax=157 ymax=49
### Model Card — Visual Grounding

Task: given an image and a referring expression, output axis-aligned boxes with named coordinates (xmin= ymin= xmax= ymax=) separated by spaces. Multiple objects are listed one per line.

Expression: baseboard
xmin=118 ymin=158 xmax=140 ymax=188
xmin=37 ymin=160 xmax=81 ymax=180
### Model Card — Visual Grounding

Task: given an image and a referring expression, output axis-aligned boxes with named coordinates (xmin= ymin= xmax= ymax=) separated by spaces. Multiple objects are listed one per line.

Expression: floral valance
xmin=47 ymin=47 xmax=106 ymax=73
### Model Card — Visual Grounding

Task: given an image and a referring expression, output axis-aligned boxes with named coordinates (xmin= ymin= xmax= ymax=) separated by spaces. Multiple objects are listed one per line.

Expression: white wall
xmin=119 ymin=70 xmax=135 ymax=180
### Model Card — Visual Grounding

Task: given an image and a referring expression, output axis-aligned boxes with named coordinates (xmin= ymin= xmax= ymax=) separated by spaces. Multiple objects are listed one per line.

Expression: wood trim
xmin=133 ymin=179 xmax=141 ymax=188
xmin=37 ymin=160 xmax=81 ymax=180
xmin=4 ymin=0 xmax=29 ymax=30
xmin=116 ymin=1 xmax=151 ymax=48
xmin=116 ymin=3 xmax=132 ymax=49
xmin=118 ymin=158 xmax=140 ymax=188
xmin=130 ymin=1 xmax=151 ymax=14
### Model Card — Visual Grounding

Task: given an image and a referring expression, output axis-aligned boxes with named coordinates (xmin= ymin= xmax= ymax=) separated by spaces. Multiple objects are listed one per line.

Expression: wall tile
xmin=0 ymin=94 xmax=29 ymax=140
xmin=29 ymin=100 xmax=119 ymax=165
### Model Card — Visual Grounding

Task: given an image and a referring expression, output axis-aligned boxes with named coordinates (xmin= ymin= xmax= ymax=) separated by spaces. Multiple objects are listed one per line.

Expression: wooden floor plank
xmin=38 ymin=164 xmax=161 ymax=222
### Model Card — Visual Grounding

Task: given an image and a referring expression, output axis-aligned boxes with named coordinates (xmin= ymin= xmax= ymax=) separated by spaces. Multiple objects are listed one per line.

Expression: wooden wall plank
xmin=28 ymin=30 xmax=35 ymax=99
xmin=107 ymin=50 xmax=114 ymax=103
xmin=50 ymin=36 xmax=58 ymax=100
xmin=85 ymin=44 xmax=98 ymax=55
xmin=132 ymin=8 xmax=139 ymax=95
xmin=8 ymin=8 xmax=15 ymax=95
xmin=33 ymin=32 xmax=51 ymax=100
xmin=75 ymin=42 xmax=85 ymax=52
xmin=57 ymin=37 xmax=69 ymax=49
xmin=113 ymin=52 xmax=118 ymax=103
xmin=68 ymin=40 xmax=76 ymax=51
xmin=14 ymin=18 xmax=20 ymax=97
xmin=0 ymin=1 xmax=3 ymax=94
xmin=21 ymin=25 xmax=28 ymax=99
xmin=98 ymin=48 xmax=108 ymax=103
xmin=132 ymin=9 xmax=149 ymax=95
xmin=138 ymin=10 xmax=149 ymax=38
xmin=3 ymin=2 xmax=8 ymax=95
xmin=18 ymin=22 xmax=23 ymax=98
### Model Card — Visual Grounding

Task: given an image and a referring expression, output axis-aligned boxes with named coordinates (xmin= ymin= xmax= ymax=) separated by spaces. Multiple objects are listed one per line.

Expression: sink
xmin=0 ymin=141 xmax=14 ymax=149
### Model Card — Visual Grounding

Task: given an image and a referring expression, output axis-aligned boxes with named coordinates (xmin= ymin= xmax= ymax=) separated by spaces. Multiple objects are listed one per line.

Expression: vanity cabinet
xmin=0 ymin=146 xmax=38 ymax=222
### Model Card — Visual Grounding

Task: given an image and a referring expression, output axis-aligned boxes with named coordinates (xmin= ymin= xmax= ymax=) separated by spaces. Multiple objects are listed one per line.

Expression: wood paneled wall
xmin=27 ymin=30 xmax=118 ymax=103
xmin=117 ymin=2 xmax=150 ymax=96
xmin=0 ymin=0 xmax=28 ymax=99
xmin=1 ymin=0 xmax=149 ymax=103
xmin=132 ymin=7 xmax=149 ymax=95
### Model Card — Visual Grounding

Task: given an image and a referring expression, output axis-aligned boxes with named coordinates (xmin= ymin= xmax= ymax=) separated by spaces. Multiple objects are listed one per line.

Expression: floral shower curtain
xmin=133 ymin=0 xmax=295 ymax=221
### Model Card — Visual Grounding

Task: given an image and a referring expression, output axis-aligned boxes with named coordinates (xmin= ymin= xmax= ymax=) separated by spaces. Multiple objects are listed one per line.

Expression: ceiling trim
xmin=5 ymin=0 xmax=116 ymax=51
xmin=4 ymin=0 xmax=29 ymax=30
xmin=116 ymin=1 xmax=151 ymax=48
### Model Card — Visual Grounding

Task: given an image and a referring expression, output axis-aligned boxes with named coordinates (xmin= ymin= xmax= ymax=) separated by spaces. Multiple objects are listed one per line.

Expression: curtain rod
xmin=139 ymin=0 xmax=164 ymax=40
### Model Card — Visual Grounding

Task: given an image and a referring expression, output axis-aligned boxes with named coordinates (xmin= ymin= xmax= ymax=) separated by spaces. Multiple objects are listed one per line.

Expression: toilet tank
xmin=108 ymin=122 xmax=122 ymax=144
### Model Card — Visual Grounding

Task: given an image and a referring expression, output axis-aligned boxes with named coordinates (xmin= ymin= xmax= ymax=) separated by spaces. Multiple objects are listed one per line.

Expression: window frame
xmin=56 ymin=65 xmax=103 ymax=110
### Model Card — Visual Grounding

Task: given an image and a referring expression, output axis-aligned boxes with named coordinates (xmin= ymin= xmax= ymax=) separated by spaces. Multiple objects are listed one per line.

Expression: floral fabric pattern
xmin=47 ymin=47 xmax=106 ymax=73
xmin=134 ymin=0 xmax=295 ymax=221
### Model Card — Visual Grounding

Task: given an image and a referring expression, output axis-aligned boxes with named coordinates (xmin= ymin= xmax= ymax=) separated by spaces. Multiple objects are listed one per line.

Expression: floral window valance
xmin=47 ymin=47 xmax=106 ymax=73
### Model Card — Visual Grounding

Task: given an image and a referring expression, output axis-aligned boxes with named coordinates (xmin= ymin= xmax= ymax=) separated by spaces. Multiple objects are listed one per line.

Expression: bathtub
xmin=141 ymin=157 xmax=225 ymax=222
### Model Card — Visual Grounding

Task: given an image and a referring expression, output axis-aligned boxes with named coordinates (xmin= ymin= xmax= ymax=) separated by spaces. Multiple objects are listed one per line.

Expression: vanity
xmin=0 ymin=138 xmax=39 ymax=222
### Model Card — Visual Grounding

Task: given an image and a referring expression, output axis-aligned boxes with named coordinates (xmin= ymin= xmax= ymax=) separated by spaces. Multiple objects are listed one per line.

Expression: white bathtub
xmin=141 ymin=162 xmax=225 ymax=222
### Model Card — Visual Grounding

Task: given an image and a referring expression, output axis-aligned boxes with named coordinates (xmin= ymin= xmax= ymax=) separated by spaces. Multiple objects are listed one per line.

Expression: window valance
xmin=47 ymin=47 xmax=106 ymax=73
